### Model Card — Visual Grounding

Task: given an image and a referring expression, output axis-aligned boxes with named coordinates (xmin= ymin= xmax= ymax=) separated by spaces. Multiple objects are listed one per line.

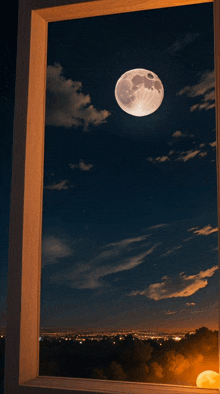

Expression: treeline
xmin=0 ymin=327 xmax=218 ymax=387
xmin=37 ymin=326 xmax=218 ymax=386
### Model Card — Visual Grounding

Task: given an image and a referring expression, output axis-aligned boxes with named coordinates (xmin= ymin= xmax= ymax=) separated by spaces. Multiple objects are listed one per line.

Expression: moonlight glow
xmin=196 ymin=370 xmax=219 ymax=388
xmin=115 ymin=68 xmax=164 ymax=116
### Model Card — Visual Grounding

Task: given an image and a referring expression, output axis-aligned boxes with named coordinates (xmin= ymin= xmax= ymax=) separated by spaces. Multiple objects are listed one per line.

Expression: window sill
xmin=20 ymin=376 xmax=219 ymax=393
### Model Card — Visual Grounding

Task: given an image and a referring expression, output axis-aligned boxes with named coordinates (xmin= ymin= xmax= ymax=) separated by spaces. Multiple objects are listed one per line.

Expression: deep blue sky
xmin=1 ymin=1 xmax=219 ymax=332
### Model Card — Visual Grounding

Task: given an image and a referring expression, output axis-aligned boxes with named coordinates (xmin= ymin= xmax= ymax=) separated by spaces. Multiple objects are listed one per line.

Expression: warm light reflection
xmin=196 ymin=370 xmax=219 ymax=388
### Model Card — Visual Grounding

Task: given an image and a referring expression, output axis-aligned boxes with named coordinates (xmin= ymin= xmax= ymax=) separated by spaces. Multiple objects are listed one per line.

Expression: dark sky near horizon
xmin=1 ymin=1 xmax=219 ymax=332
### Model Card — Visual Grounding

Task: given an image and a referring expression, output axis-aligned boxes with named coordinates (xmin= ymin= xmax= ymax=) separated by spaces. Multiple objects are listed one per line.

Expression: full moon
xmin=196 ymin=370 xmax=219 ymax=389
xmin=115 ymin=68 xmax=164 ymax=117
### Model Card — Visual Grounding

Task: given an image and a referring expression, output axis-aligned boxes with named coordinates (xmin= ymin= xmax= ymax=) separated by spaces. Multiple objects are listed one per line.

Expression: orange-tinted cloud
xmin=176 ymin=149 xmax=200 ymax=162
xmin=193 ymin=225 xmax=218 ymax=235
xmin=129 ymin=265 xmax=218 ymax=300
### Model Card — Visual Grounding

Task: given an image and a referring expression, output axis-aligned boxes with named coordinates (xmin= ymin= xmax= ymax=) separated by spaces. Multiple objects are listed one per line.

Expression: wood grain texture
xmin=4 ymin=5 xmax=48 ymax=393
xmin=214 ymin=0 xmax=220 ymax=381
xmin=34 ymin=0 xmax=213 ymax=22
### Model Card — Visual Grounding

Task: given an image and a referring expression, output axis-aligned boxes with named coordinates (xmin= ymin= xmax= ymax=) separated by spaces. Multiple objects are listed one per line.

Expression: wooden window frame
xmin=4 ymin=0 xmax=220 ymax=392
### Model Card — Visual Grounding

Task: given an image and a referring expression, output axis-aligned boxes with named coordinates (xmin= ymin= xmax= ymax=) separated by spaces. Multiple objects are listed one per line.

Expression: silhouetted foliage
xmin=106 ymin=361 xmax=127 ymax=381
xmin=0 ymin=328 xmax=218 ymax=388
xmin=37 ymin=328 xmax=219 ymax=386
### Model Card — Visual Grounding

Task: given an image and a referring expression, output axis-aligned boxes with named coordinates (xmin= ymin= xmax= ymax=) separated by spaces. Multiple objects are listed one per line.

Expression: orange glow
xmin=196 ymin=370 xmax=219 ymax=388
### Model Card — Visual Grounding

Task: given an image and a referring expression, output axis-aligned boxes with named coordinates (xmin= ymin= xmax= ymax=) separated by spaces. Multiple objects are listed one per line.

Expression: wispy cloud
xmin=161 ymin=245 xmax=183 ymax=257
xmin=188 ymin=227 xmax=199 ymax=232
xmin=193 ymin=225 xmax=218 ymax=236
xmin=106 ymin=235 xmax=150 ymax=249
xmin=129 ymin=265 xmax=218 ymax=300
xmin=45 ymin=63 xmax=111 ymax=131
xmin=165 ymin=311 xmax=176 ymax=315
xmin=49 ymin=237 xmax=159 ymax=289
xmin=69 ymin=160 xmax=93 ymax=171
xmin=156 ymin=156 xmax=170 ymax=162
xmin=149 ymin=224 xmax=167 ymax=230
xmin=141 ymin=224 xmax=167 ymax=233
xmin=176 ymin=149 xmax=200 ymax=162
xmin=42 ymin=235 xmax=73 ymax=266
xmin=186 ymin=302 xmax=196 ymax=306
xmin=147 ymin=156 xmax=169 ymax=163
xmin=94 ymin=235 xmax=151 ymax=262
xmin=177 ymin=70 xmax=215 ymax=112
xmin=44 ymin=180 xmax=74 ymax=190
xmin=148 ymin=139 xmax=214 ymax=165
xmin=168 ymin=32 xmax=201 ymax=54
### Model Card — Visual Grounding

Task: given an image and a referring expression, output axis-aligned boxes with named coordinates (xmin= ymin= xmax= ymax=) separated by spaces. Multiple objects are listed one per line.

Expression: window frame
xmin=4 ymin=0 xmax=220 ymax=392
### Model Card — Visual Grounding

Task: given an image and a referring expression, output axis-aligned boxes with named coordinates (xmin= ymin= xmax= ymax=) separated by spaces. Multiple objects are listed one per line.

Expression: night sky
xmin=1 ymin=1 xmax=219 ymax=332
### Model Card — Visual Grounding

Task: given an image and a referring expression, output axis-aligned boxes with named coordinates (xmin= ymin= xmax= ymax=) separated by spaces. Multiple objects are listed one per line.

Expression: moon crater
xmin=115 ymin=68 xmax=164 ymax=117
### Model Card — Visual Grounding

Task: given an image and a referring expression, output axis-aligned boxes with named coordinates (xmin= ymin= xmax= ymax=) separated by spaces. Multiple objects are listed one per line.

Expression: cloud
xmin=199 ymin=152 xmax=207 ymax=157
xmin=149 ymin=224 xmax=167 ymax=230
xmin=168 ymin=32 xmax=201 ymax=54
xmin=141 ymin=224 xmax=167 ymax=234
xmin=51 ymin=247 xmax=157 ymax=289
xmin=44 ymin=179 xmax=74 ymax=190
xmin=193 ymin=225 xmax=218 ymax=235
xmin=156 ymin=156 xmax=169 ymax=162
xmin=69 ymin=160 xmax=93 ymax=171
xmin=50 ymin=238 xmax=159 ymax=289
xmin=106 ymin=235 xmax=150 ymax=249
xmin=161 ymin=246 xmax=183 ymax=257
xmin=165 ymin=311 xmax=176 ymax=315
xmin=177 ymin=70 xmax=215 ymax=112
xmin=129 ymin=265 xmax=218 ymax=300
xmin=42 ymin=235 xmax=73 ymax=266
xmin=188 ymin=227 xmax=199 ymax=232
xmin=168 ymin=132 xmax=194 ymax=146
xmin=45 ymin=63 xmax=111 ymax=131
xmin=148 ymin=140 xmax=213 ymax=165
xmin=185 ymin=302 xmax=196 ymax=306
xmin=147 ymin=156 xmax=169 ymax=163
xmin=176 ymin=149 xmax=200 ymax=162
xmin=94 ymin=235 xmax=152 ymax=262
xmin=172 ymin=130 xmax=183 ymax=138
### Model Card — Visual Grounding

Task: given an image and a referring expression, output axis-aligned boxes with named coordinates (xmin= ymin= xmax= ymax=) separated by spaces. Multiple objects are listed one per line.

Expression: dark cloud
xmin=45 ymin=63 xmax=111 ymax=131
xmin=177 ymin=70 xmax=215 ymax=112
xmin=168 ymin=32 xmax=201 ymax=54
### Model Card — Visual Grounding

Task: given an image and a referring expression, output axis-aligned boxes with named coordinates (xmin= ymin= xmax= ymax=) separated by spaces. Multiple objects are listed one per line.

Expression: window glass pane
xmin=40 ymin=2 xmax=219 ymax=389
